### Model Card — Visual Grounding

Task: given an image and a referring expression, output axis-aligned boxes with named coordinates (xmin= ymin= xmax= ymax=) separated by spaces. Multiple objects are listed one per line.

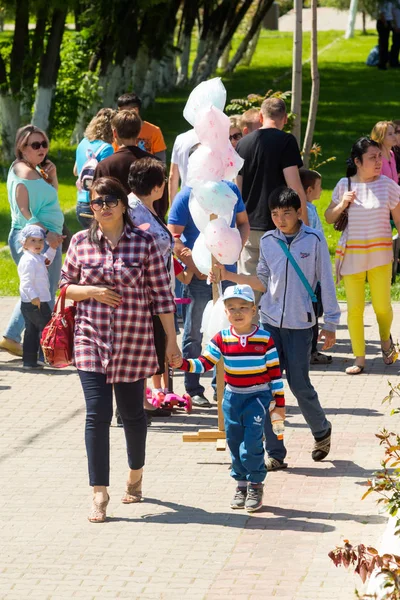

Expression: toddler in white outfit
xmin=18 ymin=225 xmax=55 ymax=368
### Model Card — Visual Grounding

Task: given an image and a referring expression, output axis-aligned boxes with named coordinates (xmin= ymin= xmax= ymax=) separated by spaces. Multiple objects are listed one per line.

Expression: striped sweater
xmin=180 ymin=326 xmax=285 ymax=406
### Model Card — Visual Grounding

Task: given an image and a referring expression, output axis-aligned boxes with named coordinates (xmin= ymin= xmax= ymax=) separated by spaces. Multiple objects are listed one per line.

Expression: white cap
xmin=20 ymin=225 xmax=45 ymax=243
xmin=222 ymin=284 xmax=255 ymax=303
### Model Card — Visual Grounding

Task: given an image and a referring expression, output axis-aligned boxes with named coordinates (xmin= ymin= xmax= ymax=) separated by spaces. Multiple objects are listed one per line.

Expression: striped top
xmin=180 ymin=326 xmax=285 ymax=405
xmin=333 ymin=175 xmax=400 ymax=276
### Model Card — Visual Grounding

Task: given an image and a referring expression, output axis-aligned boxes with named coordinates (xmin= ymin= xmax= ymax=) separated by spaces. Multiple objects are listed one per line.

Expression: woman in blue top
xmin=0 ymin=125 xmax=64 ymax=358
xmin=74 ymin=108 xmax=115 ymax=229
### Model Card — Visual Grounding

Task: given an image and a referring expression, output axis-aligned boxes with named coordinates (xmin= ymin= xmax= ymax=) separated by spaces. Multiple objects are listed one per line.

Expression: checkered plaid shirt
xmin=60 ymin=225 xmax=175 ymax=383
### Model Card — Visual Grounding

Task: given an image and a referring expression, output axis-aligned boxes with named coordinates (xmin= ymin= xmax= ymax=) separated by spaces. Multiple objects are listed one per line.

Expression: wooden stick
xmin=210 ymin=213 xmax=225 ymax=434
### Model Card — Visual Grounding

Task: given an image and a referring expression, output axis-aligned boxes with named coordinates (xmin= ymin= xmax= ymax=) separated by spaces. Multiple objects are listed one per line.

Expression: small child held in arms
xmin=18 ymin=225 xmax=56 ymax=369
xmin=171 ymin=284 xmax=285 ymax=513
xmin=299 ymin=167 xmax=332 ymax=366
xmin=214 ymin=187 xmax=340 ymax=471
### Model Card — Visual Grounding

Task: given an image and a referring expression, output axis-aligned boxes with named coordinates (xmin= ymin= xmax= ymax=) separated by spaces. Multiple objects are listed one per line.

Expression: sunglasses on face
xmin=26 ymin=140 xmax=48 ymax=150
xmin=229 ymin=132 xmax=242 ymax=142
xmin=90 ymin=195 xmax=120 ymax=211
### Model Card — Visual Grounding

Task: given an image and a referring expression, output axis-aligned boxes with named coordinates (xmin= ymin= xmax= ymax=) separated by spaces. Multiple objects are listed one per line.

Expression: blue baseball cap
xmin=222 ymin=284 xmax=255 ymax=303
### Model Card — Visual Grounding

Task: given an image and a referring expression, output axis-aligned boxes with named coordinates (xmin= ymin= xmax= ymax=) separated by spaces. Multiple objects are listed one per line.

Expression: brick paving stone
xmin=1 ymin=298 xmax=399 ymax=598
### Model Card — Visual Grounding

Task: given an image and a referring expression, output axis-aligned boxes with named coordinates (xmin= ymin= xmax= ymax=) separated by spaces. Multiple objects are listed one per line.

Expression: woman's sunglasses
xmin=229 ymin=132 xmax=242 ymax=142
xmin=90 ymin=195 xmax=120 ymax=211
xmin=26 ymin=141 xmax=48 ymax=150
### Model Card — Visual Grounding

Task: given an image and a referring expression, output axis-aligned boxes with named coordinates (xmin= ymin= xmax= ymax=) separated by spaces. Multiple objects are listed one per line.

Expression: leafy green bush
xmin=50 ymin=30 xmax=99 ymax=138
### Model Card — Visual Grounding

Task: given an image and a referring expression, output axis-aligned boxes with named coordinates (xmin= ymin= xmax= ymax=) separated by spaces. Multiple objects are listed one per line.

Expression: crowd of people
xmin=1 ymin=91 xmax=400 ymax=520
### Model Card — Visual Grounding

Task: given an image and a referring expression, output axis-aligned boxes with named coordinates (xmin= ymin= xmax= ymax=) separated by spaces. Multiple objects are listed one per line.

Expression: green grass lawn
xmin=1 ymin=28 xmax=399 ymax=299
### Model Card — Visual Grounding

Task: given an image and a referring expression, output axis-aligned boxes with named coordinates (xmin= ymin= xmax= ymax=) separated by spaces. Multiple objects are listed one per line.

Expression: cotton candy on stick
xmin=192 ymin=233 xmax=212 ymax=275
xmin=183 ymin=77 xmax=227 ymax=127
xmin=204 ymin=217 xmax=242 ymax=265
xmin=191 ymin=180 xmax=237 ymax=217
xmin=186 ymin=145 xmax=225 ymax=187
xmin=194 ymin=105 xmax=230 ymax=153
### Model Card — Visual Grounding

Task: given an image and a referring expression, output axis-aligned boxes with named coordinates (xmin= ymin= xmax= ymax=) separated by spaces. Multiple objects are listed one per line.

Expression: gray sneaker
xmin=245 ymin=484 xmax=263 ymax=512
xmin=230 ymin=486 xmax=247 ymax=509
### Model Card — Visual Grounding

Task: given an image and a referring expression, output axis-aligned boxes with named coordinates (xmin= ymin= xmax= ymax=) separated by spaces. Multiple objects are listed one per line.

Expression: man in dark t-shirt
xmin=236 ymin=98 xmax=308 ymax=287
xmin=94 ymin=110 xmax=154 ymax=193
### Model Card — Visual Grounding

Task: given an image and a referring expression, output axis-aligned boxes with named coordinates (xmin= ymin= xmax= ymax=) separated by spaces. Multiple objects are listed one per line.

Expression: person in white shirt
xmin=18 ymin=225 xmax=56 ymax=368
xmin=168 ymin=129 xmax=199 ymax=202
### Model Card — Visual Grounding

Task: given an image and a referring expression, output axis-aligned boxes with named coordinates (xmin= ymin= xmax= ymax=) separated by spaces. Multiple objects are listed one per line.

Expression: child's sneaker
xmin=230 ymin=486 xmax=247 ymax=509
xmin=245 ymin=483 xmax=263 ymax=512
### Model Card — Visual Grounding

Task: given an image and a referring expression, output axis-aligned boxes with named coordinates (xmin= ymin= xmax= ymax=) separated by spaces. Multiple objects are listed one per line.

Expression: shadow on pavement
xmin=107 ymin=497 xmax=337 ymax=532
xmin=263 ymin=504 xmax=386 ymax=525
xmin=286 ymin=459 xmax=375 ymax=479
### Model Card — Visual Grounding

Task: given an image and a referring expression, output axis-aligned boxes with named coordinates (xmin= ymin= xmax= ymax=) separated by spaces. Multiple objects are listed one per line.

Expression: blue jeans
xmin=182 ymin=275 xmax=231 ymax=396
xmin=78 ymin=370 xmax=146 ymax=487
xmin=76 ymin=201 xmax=92 ymax=229
xmin=223 ymin=388 xmax=271 ymax=484
xmin=4 ymin=228 xmax=62 ymax=343
xmin=262 ymin=324 xmax=331 ymax=462
xmin=182 ymin=276 xmax=212 ymax=396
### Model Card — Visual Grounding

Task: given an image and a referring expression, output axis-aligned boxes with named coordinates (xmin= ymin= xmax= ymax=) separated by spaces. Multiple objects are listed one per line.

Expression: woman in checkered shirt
xmin=60 ymin=177 xmax=180 ymax=523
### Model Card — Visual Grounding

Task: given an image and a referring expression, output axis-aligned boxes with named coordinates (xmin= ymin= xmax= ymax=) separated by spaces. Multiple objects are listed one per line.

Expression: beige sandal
xmin=382 ymin=335 xmax=398 ymax=366
xmin=88 ymin=493 xmax=110 ymax=523
xmin=121 ymin=474 xmax=143 ymax=504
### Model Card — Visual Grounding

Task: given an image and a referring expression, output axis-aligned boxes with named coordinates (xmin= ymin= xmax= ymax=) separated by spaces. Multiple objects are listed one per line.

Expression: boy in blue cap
xmin=172 ymin=283 xmax=285 ymax=512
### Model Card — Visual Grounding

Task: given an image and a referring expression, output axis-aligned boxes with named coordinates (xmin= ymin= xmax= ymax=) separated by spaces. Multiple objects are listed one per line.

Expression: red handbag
xmin=40 ymin=285 xmax=76 ymax=368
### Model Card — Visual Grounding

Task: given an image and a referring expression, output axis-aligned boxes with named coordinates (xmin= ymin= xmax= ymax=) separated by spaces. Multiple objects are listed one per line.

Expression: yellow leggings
xmin=342 ymin=263 xmax=393 ymax=357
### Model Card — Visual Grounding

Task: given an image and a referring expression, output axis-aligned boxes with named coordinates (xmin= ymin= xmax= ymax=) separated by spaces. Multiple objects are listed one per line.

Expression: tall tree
xmin=32 ymin=5 xmax=68 ymax=130
xmin=224 ymin=0 xmax=273 ymax=73
xmin=302 ymin=0 xmax=319 ymax=167
xmin=291 ymin=0 xmax=302 ymax=144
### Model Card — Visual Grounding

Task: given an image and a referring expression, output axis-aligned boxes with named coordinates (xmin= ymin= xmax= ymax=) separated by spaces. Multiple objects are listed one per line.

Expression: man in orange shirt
xmin=116 ymin=92 xmax=166 ymax=162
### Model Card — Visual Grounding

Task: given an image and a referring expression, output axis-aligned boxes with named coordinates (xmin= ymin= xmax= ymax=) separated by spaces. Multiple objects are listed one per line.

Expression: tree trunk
xmin=32 ymin=7 xmax=67 ymax=131
xmin=99 ymin=63 xmax=123 ymax=108
xmin=345 ymin=0 xmax=358 ymax=39
xmin=362 ymin=10 xmax=367 ymax=35
xmin=242 ymin=25 xmax=262 ymax=66
xmin=141 ymin=58 xmax=161 ymax=108
xmin=218 ymin=40 xmax=231 ymax=69
xmin=20 ymin=6 xmax=47 ymax=123
xmin=177 ymin=34 xmax=191 ymax=86
xmin=302 ymin=0 xmax=319 ymax=167
xmin=159 ymin=40 xmax=177 ymax=92
xmin=225 ymin=0 xmax=273 ymax=73
xmin=291 ymin=0 xmax=303 ymax=143
xmin=192 ymin=0 xmax=254 ymax=84
xmin=132 ymin=46 xmax=150 ymax=97
xmin=0 ymin=94 xmax=20 ymax=161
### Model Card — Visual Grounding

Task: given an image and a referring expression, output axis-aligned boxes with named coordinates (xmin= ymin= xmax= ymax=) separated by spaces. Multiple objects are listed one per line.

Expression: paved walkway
xmin=0 ymin=297 xmax=399 ymax=599
xmin=279 ymin=7 xmax=375 ymax=32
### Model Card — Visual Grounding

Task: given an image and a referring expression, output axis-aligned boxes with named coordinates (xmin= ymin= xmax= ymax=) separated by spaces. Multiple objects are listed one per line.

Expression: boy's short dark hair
xmin=128 ymin=157 xmax=166 ymax=196
xmin=111 ymin=110 xmax=142 ymax=140
xmin=268 ymin=186 xmax=301 ymax=211
xmin=299 ymin=168 xmax=321 ymax=191
xmin=117 ymin=92 xmax=142 ymax=111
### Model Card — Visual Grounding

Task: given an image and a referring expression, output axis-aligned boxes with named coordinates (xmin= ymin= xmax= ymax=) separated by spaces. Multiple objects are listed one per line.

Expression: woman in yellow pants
xmin=325 ymin=137 xmax=400 ymax=374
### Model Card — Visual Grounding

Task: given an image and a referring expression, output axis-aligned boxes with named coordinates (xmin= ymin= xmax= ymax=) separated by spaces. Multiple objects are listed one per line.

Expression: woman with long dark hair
xmin=325 ymin=137 xmax=400 ymax=374
xmin=60 ymin=177 xmax=180 ymax=522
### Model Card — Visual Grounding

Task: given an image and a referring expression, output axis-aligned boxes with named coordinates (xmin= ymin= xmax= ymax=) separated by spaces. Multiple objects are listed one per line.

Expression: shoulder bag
xmin=40 ymin=285 xmax=76 ymax=368
xmin=276 ymin=238 xmax=323 ymax=316
xmin=333 ymin=177 xmax=351 ymax=232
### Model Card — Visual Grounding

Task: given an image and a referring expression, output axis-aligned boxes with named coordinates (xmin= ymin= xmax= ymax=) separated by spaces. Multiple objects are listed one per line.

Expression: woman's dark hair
xmin=346 ymin=137 xmax=380 ymax=177
xmin=128 ymin=157 xmax=168 ymax=220
xmin=268 ymin=186 xmax=301 ymax=211
xmin=88 ymin=177 xmax=134 ymax=246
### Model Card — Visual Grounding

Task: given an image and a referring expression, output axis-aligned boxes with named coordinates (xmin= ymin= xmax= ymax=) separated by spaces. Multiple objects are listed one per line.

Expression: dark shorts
xmin=152 ymin=315 xmax=166 ymax=375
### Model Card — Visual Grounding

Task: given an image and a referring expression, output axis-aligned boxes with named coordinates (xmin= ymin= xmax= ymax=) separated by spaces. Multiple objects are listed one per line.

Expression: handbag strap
xmin=276 ymin=239 xmax=317 ymax=303
xmin=54 ymin=285 xmax=69 ymax=314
